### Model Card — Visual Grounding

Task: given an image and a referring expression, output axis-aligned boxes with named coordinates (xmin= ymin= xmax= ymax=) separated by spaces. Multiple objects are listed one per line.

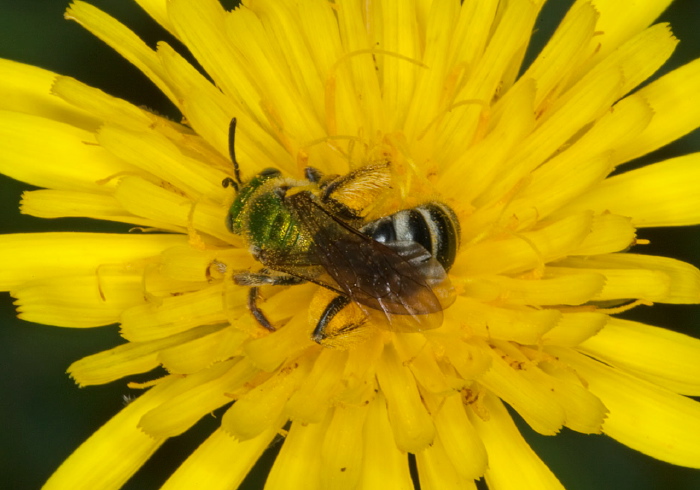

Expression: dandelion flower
xmin=2 ymin=1 xmax=700 ymax=489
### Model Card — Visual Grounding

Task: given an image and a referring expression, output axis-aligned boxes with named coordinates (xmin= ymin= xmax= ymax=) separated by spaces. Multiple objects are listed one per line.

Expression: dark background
xmin=1 ymin=1 xmax=699 ymax=488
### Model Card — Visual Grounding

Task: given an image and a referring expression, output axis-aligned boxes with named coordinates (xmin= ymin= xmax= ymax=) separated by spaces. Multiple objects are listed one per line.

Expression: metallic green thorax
xmin=226 ymin=169 xmax=310 ymax=259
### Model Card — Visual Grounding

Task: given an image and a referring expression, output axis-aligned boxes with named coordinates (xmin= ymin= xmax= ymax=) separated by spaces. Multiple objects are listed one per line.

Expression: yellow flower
xmin=2 ymin=0 xmax=700 ymax=489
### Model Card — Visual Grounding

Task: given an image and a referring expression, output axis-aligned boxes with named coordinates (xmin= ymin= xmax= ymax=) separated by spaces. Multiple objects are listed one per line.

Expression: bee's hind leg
xmin=233 ymin=269 xmax=305 ymax=331
xmin=311 ymin=293 xmax=370 ymax=347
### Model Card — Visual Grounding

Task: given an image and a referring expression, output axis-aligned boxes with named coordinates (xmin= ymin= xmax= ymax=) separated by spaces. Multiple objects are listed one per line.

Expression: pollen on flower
xmin=2 ymin=0 xmax=700 ymax=489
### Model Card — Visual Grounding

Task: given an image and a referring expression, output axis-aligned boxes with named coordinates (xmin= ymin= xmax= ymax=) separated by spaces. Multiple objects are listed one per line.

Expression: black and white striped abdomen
xmin=361 ymin=202 xmax=460 ymax=271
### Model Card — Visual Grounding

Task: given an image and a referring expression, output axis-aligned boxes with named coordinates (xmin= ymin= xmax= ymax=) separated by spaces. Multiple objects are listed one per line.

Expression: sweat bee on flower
xmin=223 ymin=119 xmax=460 ymax=346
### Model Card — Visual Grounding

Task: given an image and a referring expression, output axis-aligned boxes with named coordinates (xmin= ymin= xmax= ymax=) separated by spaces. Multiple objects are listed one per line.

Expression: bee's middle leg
xmin=234 ymin=270 xmax=305 ymax=331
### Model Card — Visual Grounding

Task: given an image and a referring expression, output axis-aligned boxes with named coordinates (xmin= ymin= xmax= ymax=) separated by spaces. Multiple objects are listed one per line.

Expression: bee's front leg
xmin=246 ymin=287 xmax=274 ymax=331
xmin=233 ymin=270 xmax=305 ymax=331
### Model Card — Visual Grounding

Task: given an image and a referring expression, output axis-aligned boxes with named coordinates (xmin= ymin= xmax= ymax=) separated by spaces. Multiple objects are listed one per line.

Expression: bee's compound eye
xmin=259 ymin=168 xmax=282 ymax=178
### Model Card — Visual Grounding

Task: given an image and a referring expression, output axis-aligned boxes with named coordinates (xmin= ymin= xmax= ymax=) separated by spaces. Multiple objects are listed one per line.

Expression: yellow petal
xmin=569 ymin=213 xmax=636 ymax=256
xmin=54 ymin=76 xmax=228 ymax=172
xmin=168 ymin=0 xmax=264 ymax=127
xmin=446 ymin=1 xmax=499 ymax=73
xmin=447 ymin=297 xmax=561 ymax=345
xmin=12 ymin=270 xmax=144 ymax=327
xmin=109 ymin=176 xmax=179 ymax=229
xmin=437 ymin=336 xmax=492 ymax=381
xmin=520 ymin=1 xmax=598 ymax=109
xmin=157 ymin=325 xmax=248 ymax=375
xmin=560 ymin=154 xmax=700 ymax=227
xmin=495 ymin=21 xmax=675 ymax=208
xmin=0 ymin=233 xmax=186 ymax=291
xmin=156 ymin=42 xmax=264 ymax=167
xmin=178 ymin=82 xmax=292 ymax=176
xmin=511 ymin=94 xmax=654 ymax=221
xmin=159 ymin=246 xmax=252 ymax=283
xmin=394 ymin=334 xmax=466 ymax=394
xmin=243 ymin=310 xmax=316 ymax=372
xmin=441 ymin=78 xmax=535 ymax=206
xmin=541 ymin=312 xmax=609 ymax=347
xmin=69 ymin=324 xmax=226 ymax=386
xmin=270 ymin=0 xmax=338 ymax=129
xmin=140 ymin=359 xmax=257 ymax=438
xmin=498 ymin=0 xmax=546 ymax=90
xmin=120 ymin=284 xmax=232 ymax=342
xmin=376 ymin=342 xmax=435 ymax=452
xmin=65 ymin=1 xmax=178 ymax=107
xmin=580 ymin=318 xmax=700 ymax=396
xmin=222 ymin=354 xmax=313 ymax=440
xmin=416 ymin=435 xmax=477 ymax=490
xmin=464 ymin=272 xmax=605 ymax=306
xmin=357 ymin=392 xmax=415 ymax=489
xmin=573 ymin=0 xmax=673 ymax=65
xmin=372 ymin=0 xmax=422 ymax=130
xmin=286 ymin=348 xmax=349 ymax=423
xmin=470 ymin=393 xmax=565 ymax=490
xmin=481 ymin=58 xmax=623 ymax=205
xmin=52 ymin=76 xmax=157 ymax=130
xmin=614 ymin=58 xmax=700 ymax=164
xmin=320 ymin=404 xmax=369 ymax=490
xmin=440 ymin=0 xmax=538 ymax=165
xmin=20 ymin=190 xmax=169 ymax=230
xmin=403 ymin=0 xmax=461 ymax=140
xmin=457 ymin=212 xmax=595 ymax=276
xmin=548 ymin=265 xmax=671 ymax=303
xmin=44 ymin=377 xmax=190 ymax=490
xmin=160 ymin=426 xmax=282 ymax=490
xmin=557 ymin=254 xmax=700 ymax=304
xmin=0 ymin=111 xmax=135 ymax=191
xmin=336 ymin=333 xmax=385 ymax=405
xmin=479 ymin=347 xmax=565 ymax=435
xmin=162 ymin=9 xmax=293 ymax=170
xmin=433 ymin=392 xmax=488 ymax=480
xmin=536 ymin=358 xmax=608 ymax=434
xmin=470 ymin=0 xmax=541 ymax=97
xmin=0 ymin=59 xmax=97 ymax=129
xmin=97 ymin=124 xmax=229 ymax=202
xmin=582 ymin=22 xmax=676 ymax=98
xmin=493 ymin=335 xmax=605 ymax=433
xmin=508 ymin=154 xmax=612 ymax=223
xmin=264 ymin=418 xmax=327 ymax=490
xmin=556 ymin=347 xmax=700 ymax=468
xmin=113 ymin=176 xmax=230 ymax=243
xmin=132 ymin=0 xmax=174 ymax=35
xmin=331 ymin=0 xmax=384 ymax=138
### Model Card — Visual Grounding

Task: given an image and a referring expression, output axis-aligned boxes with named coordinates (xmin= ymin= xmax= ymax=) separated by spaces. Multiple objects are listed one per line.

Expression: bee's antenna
xmin=228 ymin=117 xmax=242 ymax=185
xmin=222 ymin=177 xmax=238 ymax=191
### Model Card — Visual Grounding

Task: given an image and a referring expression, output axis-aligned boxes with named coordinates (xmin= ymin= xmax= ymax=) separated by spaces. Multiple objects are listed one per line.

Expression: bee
xmin=224 ymin=119 xmax=460 ymax=345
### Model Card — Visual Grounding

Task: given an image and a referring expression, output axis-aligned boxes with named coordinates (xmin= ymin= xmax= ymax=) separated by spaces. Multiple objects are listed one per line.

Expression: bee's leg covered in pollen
xmin=310 ymin=289 xmax=373 ymax=348
xmin=312 ymin=294 xmax=353 ymax=341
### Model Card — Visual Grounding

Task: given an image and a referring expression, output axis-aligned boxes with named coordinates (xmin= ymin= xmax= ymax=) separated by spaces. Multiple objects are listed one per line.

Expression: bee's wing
xmin=287 ymin=191 xmax=454 ymax=332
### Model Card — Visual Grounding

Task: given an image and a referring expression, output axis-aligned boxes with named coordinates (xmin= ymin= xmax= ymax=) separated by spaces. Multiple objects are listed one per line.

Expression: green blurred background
xmin=1 ymin=1 xmax=699 ymax=488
